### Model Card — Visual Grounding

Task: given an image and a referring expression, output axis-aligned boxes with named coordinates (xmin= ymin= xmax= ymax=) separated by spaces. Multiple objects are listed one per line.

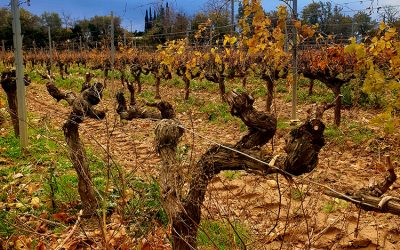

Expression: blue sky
xmin=0 ymin=0 xmax=398 ymax=31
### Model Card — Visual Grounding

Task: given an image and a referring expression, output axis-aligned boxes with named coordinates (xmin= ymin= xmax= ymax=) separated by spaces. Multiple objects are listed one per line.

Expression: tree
xmin=301 ymin=2 xmax=322 ymax=26
xmin=301 ymin=1 xmax=352 ymax=37
xmin=41 ymin=12 xmax=63 ymax=42
xmin=353 ymin=11 xmax=374 ymax=36
xmin=378 ymin=5 xmax=399 ymax=26
xmin=41 ymin=12 xmax=62 ymax=31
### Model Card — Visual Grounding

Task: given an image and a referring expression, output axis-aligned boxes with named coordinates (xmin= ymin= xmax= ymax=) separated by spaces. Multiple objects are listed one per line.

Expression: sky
xmin=0 ymin=0 xmax=399 ymax=31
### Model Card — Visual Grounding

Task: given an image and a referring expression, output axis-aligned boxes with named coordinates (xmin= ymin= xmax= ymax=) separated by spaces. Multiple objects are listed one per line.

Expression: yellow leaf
xmin=294 ymin=20 xmax=301 ymax=29
xmin=379 ymin=22 xmax=387 ymax=31
xmin=31 ymin=197 xmax=40 ymax=209
xmin=215 ymin=54 xmax=222 ymax=64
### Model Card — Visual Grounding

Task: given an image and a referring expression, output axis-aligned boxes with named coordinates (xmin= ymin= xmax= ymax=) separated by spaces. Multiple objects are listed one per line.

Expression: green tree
xmin=353 ymin=11 xmax=374 ymax=36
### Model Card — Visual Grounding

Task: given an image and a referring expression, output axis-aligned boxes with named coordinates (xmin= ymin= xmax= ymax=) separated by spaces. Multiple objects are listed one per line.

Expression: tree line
xmin=0 ymin=0 xmax=399 ymax=50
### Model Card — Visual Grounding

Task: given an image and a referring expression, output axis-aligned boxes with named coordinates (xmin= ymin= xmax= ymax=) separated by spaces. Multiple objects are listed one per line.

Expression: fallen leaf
xmin=31 ymin=197 xmax=41 ymax=209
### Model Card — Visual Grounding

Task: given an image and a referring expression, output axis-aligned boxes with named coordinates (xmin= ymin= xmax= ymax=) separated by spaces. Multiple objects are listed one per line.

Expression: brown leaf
xmin=35 ymin=241 xmax=46 ymax=250
xmin=52 ymin=212 xmax=69 ymax=223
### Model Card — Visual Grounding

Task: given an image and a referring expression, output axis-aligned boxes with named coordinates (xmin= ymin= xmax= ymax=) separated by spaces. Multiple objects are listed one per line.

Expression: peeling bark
xmin=0 ymin=70 xmax=31 ymax=137
xmin=47 ymin=81 xmax=105 ymax=216
xmin=155 ymin=91 xmax=330 ymax=249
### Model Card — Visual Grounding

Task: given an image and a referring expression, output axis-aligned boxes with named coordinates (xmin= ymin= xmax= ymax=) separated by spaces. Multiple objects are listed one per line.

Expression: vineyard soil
xmin=1 ymin=70 xmax=399 ymax=249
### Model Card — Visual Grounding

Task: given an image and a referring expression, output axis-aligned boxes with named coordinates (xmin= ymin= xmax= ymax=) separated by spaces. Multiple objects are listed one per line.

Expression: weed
xmin=0 ymin=211 xmax=14 ymax=237
xmin=291 ymin=188 xmax=305 ymax=200
xmin=175 ymin=96 xmax=205 ymax=113
xmin=44 ymin=173 xmax=80 ymax=205
xmin=199 ymin=102 xmax=232 ymax=123
xmin=0 ymin=132 xmax=22 ymax=159
xmin=252 ymin=85 xmax=266 ymax=98
xmin=197 ymin=220 xmax=249 ymax=250
xmin=139 ymin=90 xmax=155 ymax=103
xmin=125 ymin=178 xmax=168 ymax=236
xmin=324 ymin=126 xmax=345 ymax=144
xmin=348 ymin=122 xmax=375 ymax=144
xmin=277 ymin=119 xmax=290 ymax=130
xmin=276 ymin=79 xmax=289 ymax=93
xmin=191 ymin=79 xmax=217 ymax=91
xmin=54 ymin=75 xmax=82 ymax=92
xmin=222 ymin=170 xmax=241 ymax=181
xmin=322 ymin=198 xmax=348 ymax=213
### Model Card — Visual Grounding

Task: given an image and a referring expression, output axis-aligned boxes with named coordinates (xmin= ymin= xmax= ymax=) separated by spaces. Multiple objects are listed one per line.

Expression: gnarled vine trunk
xmin=47 ymin=81 xmax=105 ymax=216
xmin=183 ymin=76 xmax=190 ymax=101
xmin=155 ymin=76 xmax=161 ymax=99
xmin=63 ymin=119 xmax=98 ymax=216
xmin=1 ymin=70 xmax=30 ymax=137
xmin=155 ymin=91 xmax=330 ymax=250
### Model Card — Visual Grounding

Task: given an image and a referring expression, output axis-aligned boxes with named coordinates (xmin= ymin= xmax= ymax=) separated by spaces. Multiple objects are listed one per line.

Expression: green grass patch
xmin=44 ymin=173 xmax=80 ymax=205
xmin=174 ymin=96 xmax=205 ymax=113
xmin=197 ymin=220 xmax=249 ymax=250
xmin=322 ymin=198 xmax=348 ymax=213
xmin=277 ymin=119 xmax=290 ymax=130
xmin=138 ymin=90 xmax=156 ymax=103
xmin=124 ymin=178 xmax=168 ymax=236
xmin=348 ymin=122 xmax=375 ymax=145
xmin=324 ymin=126 xmax=345 ymax=144
xmin=0 ymin=132 xmax=23 ymax=160
xmin=222 ymin=170 xmax=241 ymax=181
xmin=199 ymin=102 xmax=232 ymax=123
xmin=0 ymin=211 xmax=14 ymax=237
xmin=191 ymin=79 xmax=218 ymax=91
xmin=291 ymin=188 xmax=305 ymax=201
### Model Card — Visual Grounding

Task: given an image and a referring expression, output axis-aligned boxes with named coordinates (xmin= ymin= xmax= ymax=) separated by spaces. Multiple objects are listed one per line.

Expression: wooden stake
xmin=11 ymin=0 xmax=28 ymax=150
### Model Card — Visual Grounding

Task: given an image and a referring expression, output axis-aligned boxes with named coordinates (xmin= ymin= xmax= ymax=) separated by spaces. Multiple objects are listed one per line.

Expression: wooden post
xmin=291 ymin=0 xmax=298 ymax=121
xmin=79 ymin=36 xmax=82 ymax=62
xmin=123 ymin=30 xmax=126 ymax=47
xmin=230 ymin=0 xmax=234 ymax=36
xmin=110 ymin=12 xmax=115 ymax=85
xmin=48 ymin=26 xmax=53 ymax=73
xmin=1 ymin=40 xmax=5 ymax=51
xmin=11 ymin=0 xmax=28 ymax=149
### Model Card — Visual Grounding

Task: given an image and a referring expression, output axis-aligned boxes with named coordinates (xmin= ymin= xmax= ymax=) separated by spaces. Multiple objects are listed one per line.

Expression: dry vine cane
xmin=155 ymin=91 xmax=333 ymax=250
xmin=46 ymin=79 xmax=105 ymax=216
xmin=0 ymin=70 xmax=31 ymax=136
xmin=325 ymin=155 xmax=400 ymax=216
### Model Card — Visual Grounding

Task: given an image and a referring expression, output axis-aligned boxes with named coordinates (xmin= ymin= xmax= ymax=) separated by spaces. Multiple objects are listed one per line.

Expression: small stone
xmin=13 ymin=173 xmax=24 ymax=179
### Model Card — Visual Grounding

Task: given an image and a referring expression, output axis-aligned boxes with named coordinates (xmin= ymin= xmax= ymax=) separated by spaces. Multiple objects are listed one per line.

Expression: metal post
xmin=11 ymin=0 xmax=28 ymax=149
xmin=291 ymin=0 xmax=298 ymax=121
xmin=48 ymin=26 xmax=53 ymax=72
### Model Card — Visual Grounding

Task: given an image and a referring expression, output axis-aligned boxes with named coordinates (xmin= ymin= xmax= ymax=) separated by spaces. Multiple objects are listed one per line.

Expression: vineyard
xmin=1 ymin=1 xmax=400 ymax=249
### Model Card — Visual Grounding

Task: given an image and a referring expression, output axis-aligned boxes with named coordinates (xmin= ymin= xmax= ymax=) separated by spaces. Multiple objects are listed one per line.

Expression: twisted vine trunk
xmin=47 ymin=81 xmax=105 ymax=216
xmin=155 ymin=76 xmax=161 ymax=99
xmin=63 ymin=120 xmax=98 ymax=216
xmin=156 ymin=91 xmax=328 ymax=250
xmin=1 ymin=71 xmax=30 ymax=137
xmin=218 ymin=77 xmax=226 ymax=102
xmin=265 ymin=78 xmax=274 ymax=112
xmin=4 ymin=85 xmax=18 ymax=136
xmin=184 ymin=76 xmax=190 ymax=101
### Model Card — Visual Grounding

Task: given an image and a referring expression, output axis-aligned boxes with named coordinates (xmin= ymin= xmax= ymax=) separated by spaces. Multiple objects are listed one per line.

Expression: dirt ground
xmin=2 ymin=72 xmax=400 ymax=249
